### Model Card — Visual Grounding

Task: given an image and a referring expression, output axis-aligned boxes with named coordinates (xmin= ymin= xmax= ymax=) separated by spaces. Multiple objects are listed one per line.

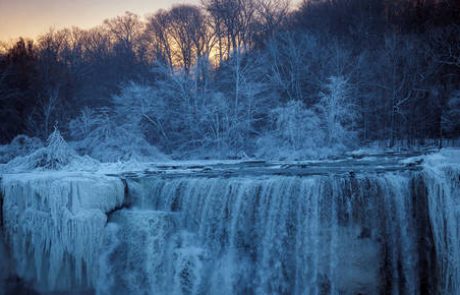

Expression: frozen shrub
xmin=0 ymin=135 xmax=43 ymax=163
xmin=3 ymin=127 xmax=81 ymax=172
xmin=256 ymin=100 xmax=326 ymax=160
xmin=41 ymin=127 xmax=77 ymax=169
xmin=72 ymin=120 xmax=166 ymax=162
xmin=68 ymin=108 xmax=106 ymax=141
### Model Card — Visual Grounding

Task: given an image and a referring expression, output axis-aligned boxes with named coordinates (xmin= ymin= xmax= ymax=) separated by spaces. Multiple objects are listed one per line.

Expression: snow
xmin=423 ymin=148 xmax=460 ymax=170
xmin=1 ymin=172 xmax=125 ymax=292
xmin=0 ymin=128 xmax=100 ymax=174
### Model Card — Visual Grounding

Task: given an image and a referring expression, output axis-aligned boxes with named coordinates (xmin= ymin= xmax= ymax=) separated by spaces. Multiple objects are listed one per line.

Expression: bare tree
xmin=202 ymin=0 xmax=257 ymax=62
xmin=146 ymin=5 xmax=212 ymax=74
xmin=267 ymin=33 xmax=318 ymax=102
xmin=379 ymin=34 xmax=426 ymax=146
xmin=146 ymin=10 xmax=175 ymax=70
xmin=430 ymin=25 xmax=460 ymax=68
xmin=442 ymin=91 xmax=460 ymax=140
xmin=104 ymin=12 xmax=144 ymax=61
xmin=254 ymin=0 xmax=291 ymax=39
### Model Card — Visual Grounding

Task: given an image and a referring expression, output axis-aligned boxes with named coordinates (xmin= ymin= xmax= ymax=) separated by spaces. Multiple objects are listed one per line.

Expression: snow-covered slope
xmin=1 ymin=172 xmax=125 ymax=292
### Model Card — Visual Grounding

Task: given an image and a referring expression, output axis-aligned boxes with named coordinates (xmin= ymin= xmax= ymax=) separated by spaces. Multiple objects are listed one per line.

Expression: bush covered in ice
xmin=69 ymin=101 xmax=167 ymax=163
xmin=1 ymin=128 xmax=98 ymax=172
xmin=0 ymin=135 xmax=43 ymax=164
xmin=256 ymin=100 xmax=342 ymax=160
xmin=72 ymin=124 xmax=167 ymax=162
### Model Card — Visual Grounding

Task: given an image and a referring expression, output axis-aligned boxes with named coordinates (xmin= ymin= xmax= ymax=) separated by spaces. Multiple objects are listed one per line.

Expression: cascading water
xmin=99 ymin=173 xmax=432 ymax=295
xmin=423 ymin=161 xmax=460 ymax=294
xmin=1 ymin=153 xmax=459 ymax=295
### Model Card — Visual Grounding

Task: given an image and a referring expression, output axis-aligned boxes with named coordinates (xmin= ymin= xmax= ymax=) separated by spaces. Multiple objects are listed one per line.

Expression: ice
xmin=1 ymin=172 xmax=125 ymax=292
xmin=423 ymin=149 xmax=460 ymax=293
xmin=117 ymin=173 xmax=422 ymax=294
xmin=1 ymin=150 xmax=460 ymax=294
xmin=97 ymin=209 xmax=177 ymax=295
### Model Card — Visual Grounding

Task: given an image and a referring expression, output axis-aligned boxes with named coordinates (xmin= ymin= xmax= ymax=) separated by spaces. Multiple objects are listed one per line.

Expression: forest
xmin=1 ymin=0 xmax=460 ymax=161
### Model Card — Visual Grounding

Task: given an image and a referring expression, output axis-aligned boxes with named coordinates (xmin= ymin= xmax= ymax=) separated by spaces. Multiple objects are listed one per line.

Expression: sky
xmin=0 ymin=0 xmax=198 ymax=41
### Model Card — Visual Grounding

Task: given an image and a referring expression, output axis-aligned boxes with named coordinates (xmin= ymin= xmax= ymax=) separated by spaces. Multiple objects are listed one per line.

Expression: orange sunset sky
xmin=0 ymin=0 xmax=199 ymax=41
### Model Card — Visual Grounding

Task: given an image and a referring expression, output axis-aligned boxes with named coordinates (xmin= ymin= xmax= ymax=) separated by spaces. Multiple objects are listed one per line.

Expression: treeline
xmin=1 ymin=0 xmax=460 ymax=159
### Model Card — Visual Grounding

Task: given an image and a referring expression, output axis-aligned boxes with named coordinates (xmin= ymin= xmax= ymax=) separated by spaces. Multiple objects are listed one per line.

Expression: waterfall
xmin=424 ymin=164 xmax=460 ymax=294
xmin=0 ymin=172 xmax=124 ymax=293
xmin=1 ymin=157 xmax=459 ymax=294
xmin=99 ymin=173 xmax=430 ymax=295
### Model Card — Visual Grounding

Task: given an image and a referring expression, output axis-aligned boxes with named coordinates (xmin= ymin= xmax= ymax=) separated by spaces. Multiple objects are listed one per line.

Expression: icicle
xmin=1 ymin=172 xmax=125 ymax=292
xmin=424 ymin=157 xmax=460 ymax=294
xmin=105 ymin=173 xmax=421 ymax=294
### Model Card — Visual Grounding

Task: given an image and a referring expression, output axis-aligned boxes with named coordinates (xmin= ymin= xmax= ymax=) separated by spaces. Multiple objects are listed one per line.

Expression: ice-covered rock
xmin=1 ymin=172 xmax=125 ymax=292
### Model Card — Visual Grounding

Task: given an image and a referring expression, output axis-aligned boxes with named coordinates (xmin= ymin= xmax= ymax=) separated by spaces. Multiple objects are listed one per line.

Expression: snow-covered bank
xmin=0 ymin=172 xmax=125 ymax=292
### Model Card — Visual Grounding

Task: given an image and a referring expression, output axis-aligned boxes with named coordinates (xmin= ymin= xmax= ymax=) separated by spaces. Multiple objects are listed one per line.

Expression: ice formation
xmin=423 ymin=149 xmax=460 ymax=294
xmin=0 ymin=150 xmax=460 ymax=294
xmin=1 ymin=172 xmax=124 ymax=292
xmin=98 ymin=209 xmax=177 ymax=295
xmin=111 ymin=174 xmax=421 ymax=294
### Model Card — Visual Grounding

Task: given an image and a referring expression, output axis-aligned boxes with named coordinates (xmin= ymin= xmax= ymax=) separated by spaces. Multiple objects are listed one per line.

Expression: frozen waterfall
xmin=1 ymin=153 xmax=459 ymax=294
xmin=0 ymin=172 xmax=125 ymax=292
xmin=106 ymin=174 xmax=422 ymax=295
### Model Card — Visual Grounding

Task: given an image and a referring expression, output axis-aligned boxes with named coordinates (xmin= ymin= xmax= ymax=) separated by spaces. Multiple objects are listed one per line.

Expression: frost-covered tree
xmin=442 ymin=91 xmax=460 ymax=138
xmin=273 ymin=100 xmax=323 ymax=150
xmin=257 ymin=100 xmax=324 ymax=159
xmin=112 ymin=82 xmax=166 ymax=130
xmin=68 ymin=107 xmax=105 ymax=141
xmin=4 ymin=126 xmax=79 ymax=171
xmin=199 ymin=92 xmax=233 ymax=156
xmin=68 ymin=93 xmax=166 ymax=162
xmin=267 ymin=33 xmax=317 ymax=102
xmin=216 ymin=50 xmax=269 ymax=155
xmin=316 ymin=75 xmax=358 ymax=148
xmin=112 ymin=81 xmax=172 ymax=151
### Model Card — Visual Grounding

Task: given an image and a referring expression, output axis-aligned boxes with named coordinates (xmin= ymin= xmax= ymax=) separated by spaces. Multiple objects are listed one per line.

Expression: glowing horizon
xmin=0 ymin=0 xmax=199 ymax=41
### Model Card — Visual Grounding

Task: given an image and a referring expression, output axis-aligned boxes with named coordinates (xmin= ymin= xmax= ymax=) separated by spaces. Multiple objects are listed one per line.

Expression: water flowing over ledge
xmin=0 ymin=150 xmax=459 ymax=294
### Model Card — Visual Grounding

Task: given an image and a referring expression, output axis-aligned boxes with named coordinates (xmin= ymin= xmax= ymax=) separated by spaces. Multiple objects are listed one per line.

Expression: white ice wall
xmin=1 ymin=172 xmax=125 ymax=292
xmin=424 ymin=149 xmax=460 ymax=294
